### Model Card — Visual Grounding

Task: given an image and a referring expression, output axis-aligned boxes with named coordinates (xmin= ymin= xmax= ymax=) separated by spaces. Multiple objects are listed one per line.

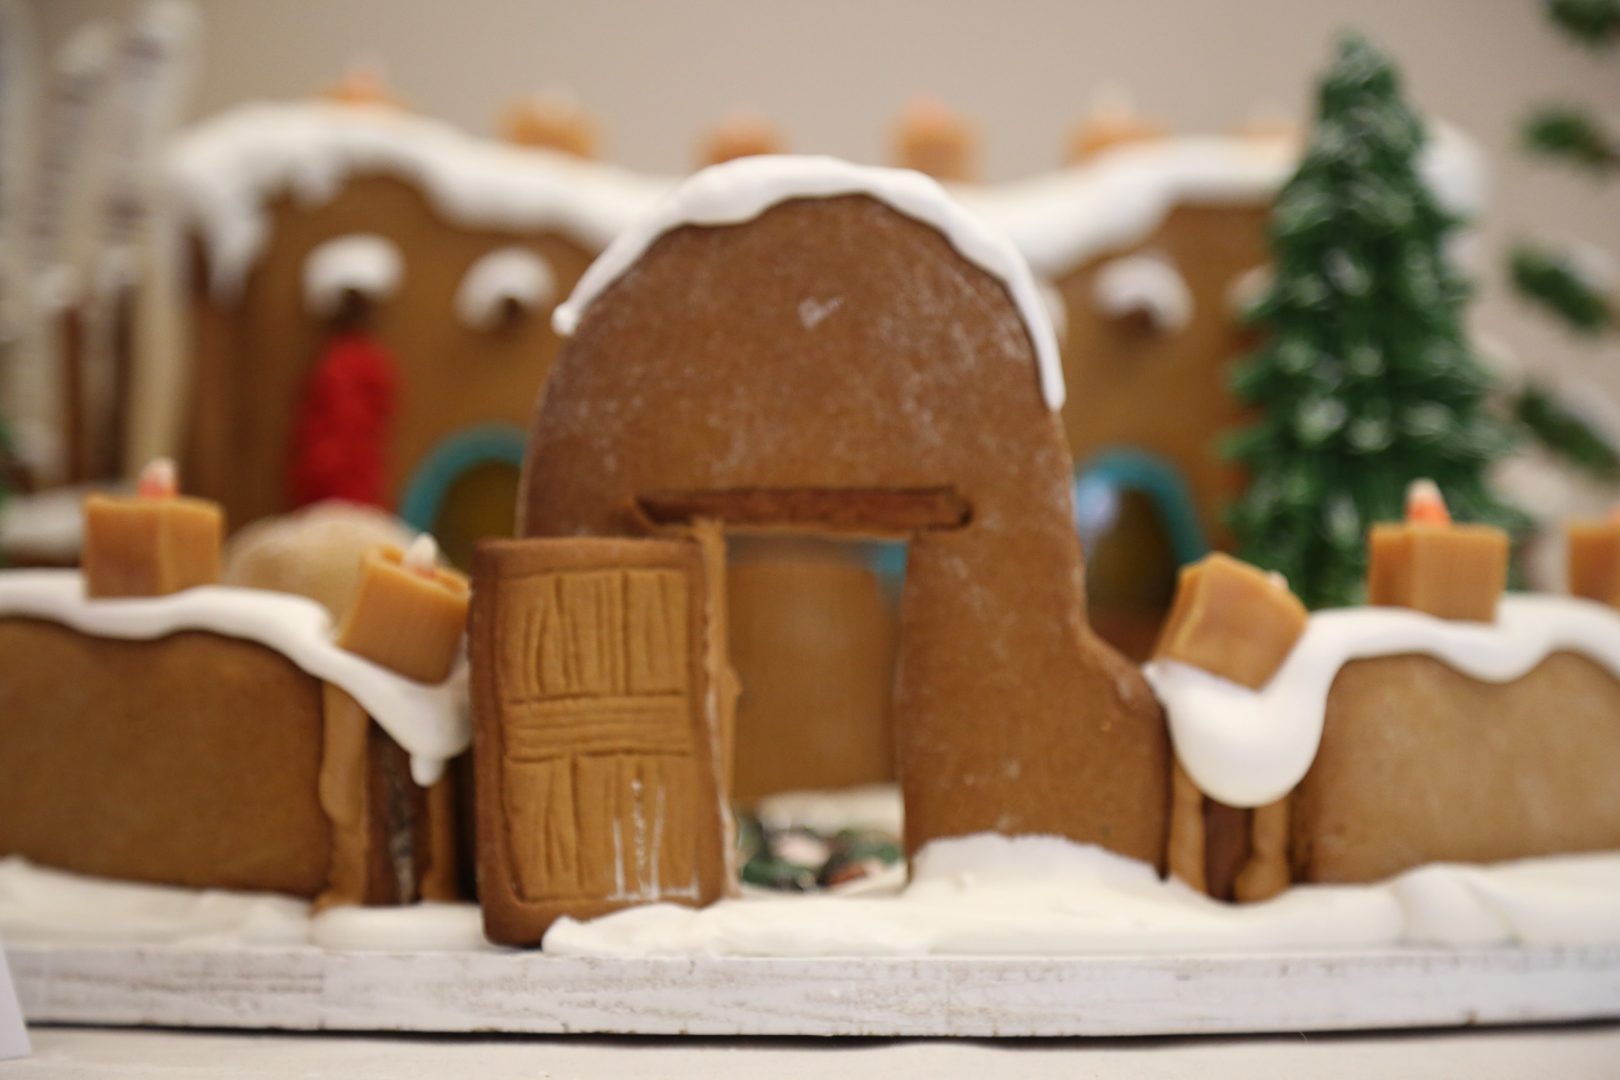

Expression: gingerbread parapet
xmin=0 ymin=498 xmax=470 ymax=903
xmin=1147 ymin=552 xmax=1620 ymax=895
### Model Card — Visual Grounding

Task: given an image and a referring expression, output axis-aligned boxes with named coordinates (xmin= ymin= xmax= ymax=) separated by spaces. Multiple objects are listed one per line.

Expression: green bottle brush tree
xmin=1226 ymin=33 xmax=1527 ymax=609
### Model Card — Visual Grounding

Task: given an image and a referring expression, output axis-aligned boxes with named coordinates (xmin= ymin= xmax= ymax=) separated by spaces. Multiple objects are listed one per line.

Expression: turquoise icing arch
xmin=399 ymin=424 xmax=528 ymax=533
xmin=1072 ymin=448 xmax=1209 ymax=567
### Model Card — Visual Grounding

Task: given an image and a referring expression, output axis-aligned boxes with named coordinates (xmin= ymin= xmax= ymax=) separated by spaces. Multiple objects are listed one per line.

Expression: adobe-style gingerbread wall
xmin=184 ymin=173 xmax=595 ymax=536
xmin=1293 ymin=652 xmax=1620 ymax=884
xmin=1057 ymin=203 xmax=1269 ymax=548
xmin=520 ymin=194 xmax=1170 ymax=864
xmin=0 ymin=621 xmax=332 ymax=895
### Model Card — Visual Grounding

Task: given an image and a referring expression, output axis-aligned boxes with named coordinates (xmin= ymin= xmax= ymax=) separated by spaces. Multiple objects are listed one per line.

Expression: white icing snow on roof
xmin=454 ymin=245 xmax=556 ymax=331
xmin=1143 ymin=593 xmax=1620 ymax=808
xmin=553 ymin=154 xmax=1068 ymax=411
xmin=960 ymin=126 xmax=1484 ymax=278
xmin=168 ymin=100 xmax=674 ymax=300
xmin=1092 ymin=253 xmax=1194 ymax=332
xmin=301 ymin=233 xmax=403 ymax=315
xmin=0 ymin=570 xmax=468 ymax=785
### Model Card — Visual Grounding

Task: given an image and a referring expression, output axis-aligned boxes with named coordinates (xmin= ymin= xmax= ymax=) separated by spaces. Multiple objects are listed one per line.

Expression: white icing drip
xmin=544 ymin=833 xmax=1620 ymax=957
xmin=453 ymin=245 xmax=555 ymax=331
xmin=0 ymin=570 xmax=468 ymax=785
xmin=1091 ymin=253 xmax=1193 ymax=332
xmin=553 ymin=154 xmax=1067 ymax=412
xmin=1226 ymin=263 xmax=1271 ymax=317
xmin=167 ymin=100 xmax=673 ymax=300
xmin=960 ymin=125 xmax=1483 ymax=278
xmin=1036 ymin=278 xmax=1068 ymax=345
xmin=402 ymin=532 xmax=438 ymax=571
xmin=1143 ymin=593 xmax=1620 ymax=809
xmin=301 ymin=233 xmax=403 ymax=315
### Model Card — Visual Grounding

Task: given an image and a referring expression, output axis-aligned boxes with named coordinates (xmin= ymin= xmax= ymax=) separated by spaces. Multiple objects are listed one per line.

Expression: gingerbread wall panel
xmin=0 ymin=620 xmax=332 ymax=896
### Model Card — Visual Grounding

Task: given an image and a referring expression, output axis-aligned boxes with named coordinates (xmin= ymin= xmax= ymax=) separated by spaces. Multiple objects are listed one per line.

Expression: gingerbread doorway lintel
xmin=634 ymin=486 xmax=973 ymax=537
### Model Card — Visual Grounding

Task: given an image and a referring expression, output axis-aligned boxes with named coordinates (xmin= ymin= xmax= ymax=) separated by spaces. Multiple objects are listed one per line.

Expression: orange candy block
xmin=1366 ymin=522 xmax=1508 ymax=623
xmin=501 ymin=94 xmax=598 ymax=160
xmin=700 ymin=113 xmax=784 ymax=168
xmin=1567 ymin=519 xmax=1620 ymax=609
xmin=337 ymin=543 xmax=470 ymax=684
xmin=893 ymin=98 xmax=978 ymax=183
xmin=82 ymin=493 xmax=223 ymax=598
xmin=1155 ymin=553 xmax=1308 ymax=690
xmin=322 ymin=61 xmax=405 ymax=110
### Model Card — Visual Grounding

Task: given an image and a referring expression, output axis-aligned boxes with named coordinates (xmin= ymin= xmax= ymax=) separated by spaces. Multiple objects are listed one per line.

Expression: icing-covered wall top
xmin=550 ymin=153 xmax=1069 ymax=411
xmin=1144 ymin=593 xmax=1620 ymax=808
xmin=958 ymin=126 xmax=1483 ymax=278
xmin=0 ymin=569 xmax=468 ymax=785
xmin=167 ymin=101 xmax=675 ymax=300
xmin=168 ymin=101 xmax=1486 ymax=309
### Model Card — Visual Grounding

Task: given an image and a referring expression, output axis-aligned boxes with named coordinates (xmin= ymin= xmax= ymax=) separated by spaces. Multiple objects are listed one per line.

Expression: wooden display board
xmin=9 ymin=941 xmax=1620 ymax=1038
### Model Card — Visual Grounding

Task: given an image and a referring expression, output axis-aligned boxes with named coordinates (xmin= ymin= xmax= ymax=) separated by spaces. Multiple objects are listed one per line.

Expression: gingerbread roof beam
xmin=635 ymin=486 xmax=971 ymax=536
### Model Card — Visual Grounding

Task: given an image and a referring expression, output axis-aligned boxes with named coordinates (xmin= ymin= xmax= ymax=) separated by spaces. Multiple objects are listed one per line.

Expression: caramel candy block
xmin=700 ymin=113 xmax=784 ymax=168
xmin=893 ymin=98 xmax=978 ymax=182
xmin=1567 ymin=519 xmax=1620 ymax=608
xmin=1155 ymin=553 xmax=1308 ymax=690
xmin=322 ymin=61 xmax=404 ymax=110
xmin=1366 ymin=522 xmax=1508 ymax=622
xmin=337 ymin=543 xmax=470 ymax=683
xmin=502 ymin=93 xmax=598 ymax=159
xmin=82 ymin=493 xmax=223 ymax=598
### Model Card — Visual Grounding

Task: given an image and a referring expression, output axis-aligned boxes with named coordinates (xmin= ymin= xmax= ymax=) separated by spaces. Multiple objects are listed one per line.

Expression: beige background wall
xmin=30 ymin=0 xmax=1620 ymax=388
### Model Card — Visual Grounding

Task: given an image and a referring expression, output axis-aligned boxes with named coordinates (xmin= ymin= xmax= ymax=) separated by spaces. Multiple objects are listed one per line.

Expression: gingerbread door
xmin=471 ymin=536 xmax=733 ymax=945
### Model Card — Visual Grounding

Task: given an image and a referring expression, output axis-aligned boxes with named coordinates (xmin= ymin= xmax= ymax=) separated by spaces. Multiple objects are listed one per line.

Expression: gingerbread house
xmin=463 ymin=153 xmax=1620 ymax=949
xmin=146 ymin=100 xmax=1493 ymax=815
xmin=472 ymin=155 xmax=1172 ymax=943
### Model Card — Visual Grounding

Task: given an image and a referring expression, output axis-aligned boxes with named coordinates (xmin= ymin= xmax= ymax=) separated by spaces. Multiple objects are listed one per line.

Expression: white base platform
xmin=9 ymin=941 xmax=1620 ymax=1037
